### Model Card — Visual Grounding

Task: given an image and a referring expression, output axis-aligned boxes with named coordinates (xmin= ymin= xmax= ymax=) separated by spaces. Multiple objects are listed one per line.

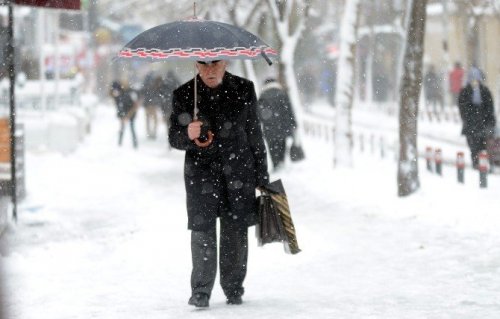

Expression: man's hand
xmin=188 ymin=120 xmax=203 ymax=140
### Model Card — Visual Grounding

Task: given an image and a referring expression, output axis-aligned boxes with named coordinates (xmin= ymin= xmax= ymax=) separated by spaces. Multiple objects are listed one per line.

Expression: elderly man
xmin=169 ymin=60 xmax=269 ymax=308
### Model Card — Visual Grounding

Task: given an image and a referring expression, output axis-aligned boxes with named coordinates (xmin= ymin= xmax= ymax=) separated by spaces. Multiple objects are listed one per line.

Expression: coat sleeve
xmin=483 ymin=87 xmax=496 ymax=131
xmin=168 ymin=90 xmax=198 ymax=151
xmin=458 ymin=88 xmax=467 ymax=123
xmin=246 ymin=83 xmax=269 ymax=187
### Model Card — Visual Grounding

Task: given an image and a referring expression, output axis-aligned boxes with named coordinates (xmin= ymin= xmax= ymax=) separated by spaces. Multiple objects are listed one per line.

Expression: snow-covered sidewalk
xmin=2 ymin=103 xmax=500 ymax=318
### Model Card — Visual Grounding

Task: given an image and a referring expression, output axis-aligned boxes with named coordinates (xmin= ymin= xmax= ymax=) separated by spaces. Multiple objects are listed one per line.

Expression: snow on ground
xmin=1 ymin=101 xmax=500 ymax=318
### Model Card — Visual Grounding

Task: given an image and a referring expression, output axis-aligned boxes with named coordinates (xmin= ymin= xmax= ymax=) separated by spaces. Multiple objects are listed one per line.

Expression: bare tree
xmin=265 ymin=0 xmax=312 ymax=123
xmin=334 ymin=0 xmax=361 ymax=167
xmin=397 ymin=0 xmax=428 ymax=197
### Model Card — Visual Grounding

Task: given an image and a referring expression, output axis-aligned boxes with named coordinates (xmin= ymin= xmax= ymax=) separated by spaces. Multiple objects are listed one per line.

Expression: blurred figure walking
xmin=142 ymin=75 xmax=164 ymax=139
xmin=300 ymin=69 xmax=316 ymax=112
xmin=449 ymin=62 xmax=464 ymax=107
xmin=320 ymin=64 xmax=337 ymax=107
xmin=257 ymin=78 xmax=297 ymax=171
xmin=110 ymin=79 xmax=139 ymax=148
xmin=458 ymin=67 xmax=496 ymax=168
xmin=160 ymin=71 xmax=180 ymax=138
xmin=424 ymin=65 xmax=444 ymax=113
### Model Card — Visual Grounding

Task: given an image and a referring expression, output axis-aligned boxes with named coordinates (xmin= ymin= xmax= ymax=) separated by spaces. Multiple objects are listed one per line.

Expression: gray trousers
xmin=190 ymin=219 xmax=248 ymax=298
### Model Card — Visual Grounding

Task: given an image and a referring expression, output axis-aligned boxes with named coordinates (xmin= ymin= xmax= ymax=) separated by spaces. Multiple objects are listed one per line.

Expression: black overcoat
xmin=115 ymin=88 xmax=137 ymax=119
xmin=458 ymin=84 xmax=496 ymax=136
xmin=257 ymin=82 xmax=297 ymax=141
xmin=169 ymin=72 xmax=269 ymax=231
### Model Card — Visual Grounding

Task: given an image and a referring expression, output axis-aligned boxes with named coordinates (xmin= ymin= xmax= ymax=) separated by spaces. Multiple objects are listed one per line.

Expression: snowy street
xmin=2 ymin=103 xmax=500 ymax=318
xmin=1 ymin=0 xmax=499 ymax=317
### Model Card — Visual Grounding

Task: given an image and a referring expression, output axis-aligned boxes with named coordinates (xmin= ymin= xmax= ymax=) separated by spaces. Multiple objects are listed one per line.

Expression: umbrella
xmin=256 ymin=179 xmax=301 ymax=255
xmin=116 ymin=16 xmax=278 ymax=147
xmin=117 ymin=18 xmax=278 ymax=65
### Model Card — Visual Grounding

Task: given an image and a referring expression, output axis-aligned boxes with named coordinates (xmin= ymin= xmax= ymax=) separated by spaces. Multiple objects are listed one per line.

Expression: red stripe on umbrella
xmin=119 ymin=51 xmax=133 ymax=57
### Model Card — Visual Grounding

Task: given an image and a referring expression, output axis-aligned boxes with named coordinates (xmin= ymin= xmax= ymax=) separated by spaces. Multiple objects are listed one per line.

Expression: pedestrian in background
xmin=142 ymin=75 xmax=163 ymax=139
xmin=320 ymin=64 xmax=337 ymax=107
xmin=110 ymin=79 xmax=139 ymax=148
xmin=160 ymin=70 xmax=180 ymax=138
xmin=449 ymin=61 xmax=464 ymax=107
xmin=458 ymin=67 xmax=496 ymax=168
xmin=424 ymin=64 xmax=444 ymax=113
xmin=300 ymin=69 xmax=316 ymax=111
xmin=169 ymin=60 xmax=269 ymax=308
xmin=257 ymin=78 xmax=297 ymax=171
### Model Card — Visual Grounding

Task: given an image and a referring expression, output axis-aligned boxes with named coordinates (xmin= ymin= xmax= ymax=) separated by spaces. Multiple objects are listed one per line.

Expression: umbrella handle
xmin=261 ymin=50 xmax=273 ymax=66
xmin=194 ymin=130 xmax=214 ymax=147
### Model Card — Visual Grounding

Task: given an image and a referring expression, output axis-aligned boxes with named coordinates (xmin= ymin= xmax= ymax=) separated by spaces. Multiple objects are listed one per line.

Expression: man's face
xmin=196 ymin=60 xmax=227 ymax=88
xmin=471 ymin=79 xmax=479 ymax=88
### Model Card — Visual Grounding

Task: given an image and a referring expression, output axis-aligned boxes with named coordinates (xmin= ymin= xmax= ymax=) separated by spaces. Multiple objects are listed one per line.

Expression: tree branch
xmin=242 ymin=0 xmax=266 ymax=28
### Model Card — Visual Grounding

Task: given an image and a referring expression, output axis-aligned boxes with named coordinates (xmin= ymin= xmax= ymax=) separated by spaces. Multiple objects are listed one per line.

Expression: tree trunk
xmin=280 ymin=40 xmax=304 ymax=120
xmin=334 ymin=0 xmax=361 ymax=167
xmin=265 ymin=0 xmax=311 ymax=149
xmin=394 ymin=0 xmax=412 ymax=103
xmin=364 ymin=4 xmax=375 ymax=104
xmin=397 ymin=0 xmax=427 ymax=197
xmin=243 ymin=60 xmax=260 ymax=92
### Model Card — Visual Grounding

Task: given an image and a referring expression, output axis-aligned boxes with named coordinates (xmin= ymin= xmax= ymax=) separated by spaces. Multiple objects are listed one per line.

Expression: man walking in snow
xmin=257 ymin=78 xmax=297 ymax=171
xmin=458 ymin=67 xmax=496 ymax=168
xmin=169 ymin=60 xmax=269 ymax=308
xmin=110 ymin=79 xmax=139 ymax=149
xmin=449 ymin=61 xmax=464 ymax=107
xmin=424 ymin=64 xmax=444 ymax=113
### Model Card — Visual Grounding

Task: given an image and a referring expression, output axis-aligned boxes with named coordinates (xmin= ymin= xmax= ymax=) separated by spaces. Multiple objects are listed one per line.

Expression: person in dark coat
xmin=110 ymin=79 xmax=139 ymax=148
xmin=424 ymin=64 xmax=444 ymax=113
xmin=169 ymin=60 xmax=269 ymax=308
xmin=257 ymin=78 xmax=297 ymax=170
xmin=449 ymin=61 xmax=464 ymax=107
xmin=160 ymin=70 xmax=180 ymax=137
xmin=458 ymin=67 xmax=496 ymax=168
xmin=142 ymin=75 xmax=163 ymax=139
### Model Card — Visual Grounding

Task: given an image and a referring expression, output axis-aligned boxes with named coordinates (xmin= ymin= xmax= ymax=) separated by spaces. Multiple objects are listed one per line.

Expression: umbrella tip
xmin=261 ymin=50 xmax=273 ymax=66
xmin=193 ymin=2 xmax=197 ymax=17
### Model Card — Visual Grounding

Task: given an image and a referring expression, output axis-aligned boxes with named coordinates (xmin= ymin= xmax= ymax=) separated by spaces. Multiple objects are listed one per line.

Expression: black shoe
xmin=188 ymin=293 xmax=209 ymax=308
xmin=226 ymin=295 xmax=243 ymax=305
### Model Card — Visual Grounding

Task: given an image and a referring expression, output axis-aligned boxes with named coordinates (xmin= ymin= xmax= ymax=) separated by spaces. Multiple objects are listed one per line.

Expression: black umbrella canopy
xmin=118 ymin=18 xmax=278 ymax=64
